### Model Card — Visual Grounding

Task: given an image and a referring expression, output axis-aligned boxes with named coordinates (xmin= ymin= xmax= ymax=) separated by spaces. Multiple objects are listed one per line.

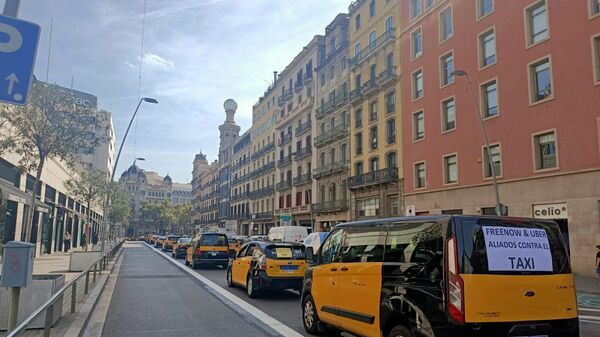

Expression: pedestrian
xmin=81 ymin=232 xmax=88 ymax=251
xmin=596 ymin=245 xmax=600 ymax=286
xmin=64 ymin=231 xmax=71 ymax=252
xmin=92 ymin=231 xmax=98 ymax=245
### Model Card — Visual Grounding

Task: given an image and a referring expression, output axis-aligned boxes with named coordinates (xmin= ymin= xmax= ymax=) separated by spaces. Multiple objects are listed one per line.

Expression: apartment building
xmin=195 ymin=160 xmax=220 ymax=233
xmin=230 ymin=131 xmax=252 ymax=234
xmin=400 ymin=0 xmax=600 ymax=275
xmin=347 ymin=0 xmax=403 ymax=220
xmin=274 ymin=35 xmax=324 ymax=231
xmin=312 ymin=14 xmax=352 ymax=231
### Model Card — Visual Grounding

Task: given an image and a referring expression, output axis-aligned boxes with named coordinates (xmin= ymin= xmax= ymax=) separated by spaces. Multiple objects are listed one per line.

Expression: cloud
xmin=124 ymin=61 xmax=136 ymax=69
xmin=141 ymin=52 xmax=175 ymax=70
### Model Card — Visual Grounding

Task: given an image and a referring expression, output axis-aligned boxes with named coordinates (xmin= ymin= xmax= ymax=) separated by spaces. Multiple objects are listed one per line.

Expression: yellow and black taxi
xmin=161 ymin=234 xmax=181 ymax=252
xmin=226 ymin=240 xmax=306 ymax=298
xmin=301 ymin=215 xmax=578 ymax=337
xmin=147 ymin=234 xmax=158 ymax=245
xmin=154 ymin=235 xmax=166 ymax=248
xmin=172 ymin=237 xmax=192 ymax=258
xmin=185 ymin=233 xmax=229 ymax=269
xmin=228 ymin=237 xmax=242 ymax=257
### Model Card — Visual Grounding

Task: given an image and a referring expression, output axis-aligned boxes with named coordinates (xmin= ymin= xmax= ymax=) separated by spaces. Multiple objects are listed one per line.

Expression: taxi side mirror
xmin=305 ymin=247 xmax=317 ymax=264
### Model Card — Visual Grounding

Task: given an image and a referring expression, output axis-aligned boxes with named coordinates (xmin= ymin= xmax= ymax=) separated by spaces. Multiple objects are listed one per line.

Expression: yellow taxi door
xmin=311 ymin=229 xmax=344 ymax=327
xmin=336 ymin=224 xmax=387 ymax=337
xmin=233 ymin=244 xmax=256 ymax=285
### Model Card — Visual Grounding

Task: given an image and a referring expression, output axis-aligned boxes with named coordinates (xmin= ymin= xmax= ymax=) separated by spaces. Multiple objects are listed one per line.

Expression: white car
xmin=267 ymin=226 xmax=308 ymax=243
xmin=303 ymin=232 xmax=329 ymax=252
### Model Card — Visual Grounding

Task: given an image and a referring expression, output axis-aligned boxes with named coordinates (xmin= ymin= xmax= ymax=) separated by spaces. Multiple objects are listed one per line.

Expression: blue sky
xmin=12 ymin=0 xmax=349 ymax=183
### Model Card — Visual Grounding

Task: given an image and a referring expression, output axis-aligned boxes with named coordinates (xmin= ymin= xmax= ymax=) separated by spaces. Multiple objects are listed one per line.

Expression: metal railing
xmin=6 ymin=241 xmax=124 ymax=337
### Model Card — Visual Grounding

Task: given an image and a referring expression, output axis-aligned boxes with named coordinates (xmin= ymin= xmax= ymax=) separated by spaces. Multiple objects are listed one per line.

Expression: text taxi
xmin=301 ymin=215 xmax=577 ymax=337
xmin=227 ymin=240 xmax=306 ymax=298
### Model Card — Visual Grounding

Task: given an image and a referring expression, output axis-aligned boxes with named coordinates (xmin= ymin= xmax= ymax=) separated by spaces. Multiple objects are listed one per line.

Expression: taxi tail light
xmin=446 ymin=236 xmax=465 ymax=324
xmin=258 ymin=255 xmax=267 ymax=270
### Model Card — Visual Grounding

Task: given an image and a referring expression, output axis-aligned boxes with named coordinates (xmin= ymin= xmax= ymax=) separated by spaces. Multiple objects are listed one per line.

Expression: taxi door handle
xmin=330 ymin=268 xmax=338 ymax=271
xmin=340 ymin=267 xmax=349 ymax=272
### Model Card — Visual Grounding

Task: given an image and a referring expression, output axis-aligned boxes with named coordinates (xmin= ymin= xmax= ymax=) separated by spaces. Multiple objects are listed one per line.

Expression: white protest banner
xmin=482 ymin=226 xmax=553 ymax=272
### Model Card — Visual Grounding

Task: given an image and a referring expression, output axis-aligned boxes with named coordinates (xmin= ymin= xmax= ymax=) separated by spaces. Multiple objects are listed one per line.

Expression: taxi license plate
xmin=280 ymin=265 xmax=298 ymax=272
xmin=210 ymin=252 xmax=217 ymax=256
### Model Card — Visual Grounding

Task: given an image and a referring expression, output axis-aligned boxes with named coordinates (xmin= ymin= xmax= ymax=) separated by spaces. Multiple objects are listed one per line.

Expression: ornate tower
xmin=218 ymin=99 xmax=241 ymax=166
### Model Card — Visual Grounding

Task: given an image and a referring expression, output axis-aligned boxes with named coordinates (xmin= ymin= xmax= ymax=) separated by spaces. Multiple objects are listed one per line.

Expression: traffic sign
xmin=0 ymin=14 xmax=40 ymax=105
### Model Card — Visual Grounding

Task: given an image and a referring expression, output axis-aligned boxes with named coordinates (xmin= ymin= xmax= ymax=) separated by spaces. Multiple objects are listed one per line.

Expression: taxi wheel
xmin=246 ymin=275 xmax=259 ymax=298
xmin=388 ymin=326 xmax=413 ymax=337
xmin=226 ymin=268 xmax=235 ymax=288
xmin=302 ymin=294 xmax=321 ymax=335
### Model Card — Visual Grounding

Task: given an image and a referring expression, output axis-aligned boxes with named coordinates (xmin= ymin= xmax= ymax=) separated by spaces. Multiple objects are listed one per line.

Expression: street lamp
xmin=452 ymin=70 xmax=506 ymax=216
xmin=133 ymin=157 xmax=146 ymax=166
xmin=101 ymin=97 xmax=158 ymax=252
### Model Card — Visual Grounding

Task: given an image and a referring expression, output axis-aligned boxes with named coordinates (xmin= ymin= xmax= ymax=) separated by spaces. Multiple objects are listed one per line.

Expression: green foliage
xmin=108 ymin=185 xmax=131 ymax=225
xmin=140 ymin=200 xmax=191 ymax=230
xmin=65 ymin=168 xmax=109 ymax=210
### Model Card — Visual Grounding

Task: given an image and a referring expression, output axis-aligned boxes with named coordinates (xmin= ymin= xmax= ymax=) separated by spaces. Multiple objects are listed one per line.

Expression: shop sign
xmin=532 ymin=203 xmax=568 ymax=219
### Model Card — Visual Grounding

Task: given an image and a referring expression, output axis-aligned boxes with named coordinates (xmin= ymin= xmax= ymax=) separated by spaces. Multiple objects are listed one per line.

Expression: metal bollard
xmin=43 ymin=304 xmax=54 ymax=337
xmin=71 ymin=282 xmax=77 ymax=313
xmin=85 ymin=271 xmax=90 ymax=294
xmin=93 ymin=263 xmax=97 ymax=283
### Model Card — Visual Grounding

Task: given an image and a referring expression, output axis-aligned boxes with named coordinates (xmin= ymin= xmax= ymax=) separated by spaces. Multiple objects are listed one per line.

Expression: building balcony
xmin=379 ymin=67 xmax=397 ymax=87
xmin=294 ymin=146 xmax=312 ymax=161
xmin=312 ymin=199 xmax=349 ymax=213
xmin=253 ymin=212 xmax=273 ymax=220
xmin=284 ymin=88 xmax=294 ymax=101
xmin=277 ymin=155 xmax=293 ymax=168
xmin=348 ymin=167 xmax=399 ymax=190
xmin=313 ymin=160 xmax=348 ymax=180
xmin=279 ymin=132 xmax=292 ymax=146
xmin=249 ymin=186 xmax=274 ymax=199
xmin=276 ymin=180 xmax=292 ymax=191
xmin=349 ymin=29 xmax=395 ymax=69
xmin=230 ymin=191 xmax=250 ymax=201
xmin=295 ymin=119 xmax=312 ymax=136
xmin=314 ymin=125 xmax=348 ymax=148
xmin=293 ymin=173 xmax=312 ymax=187
xmin=251 ymin=142 xmax=275 ymax=160
xmin=350 ymin=87 xmax=363 ymax=104
xmin=363 ymin=77 xmax=379 ymax=96
xmin=303 ymin=72 xmax=313 ymax=84
xmin=294 ymin=80 xmax=304 ymax=93
xmin=278 ymin=95 xmax=285 ymax=107
xmin=231 ymin=212 xmax=252 ymax=220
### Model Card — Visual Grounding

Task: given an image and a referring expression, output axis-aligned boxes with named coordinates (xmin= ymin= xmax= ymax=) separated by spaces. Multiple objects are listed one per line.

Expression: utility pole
xmin=2 ymin=0 xmax=21 ymax=17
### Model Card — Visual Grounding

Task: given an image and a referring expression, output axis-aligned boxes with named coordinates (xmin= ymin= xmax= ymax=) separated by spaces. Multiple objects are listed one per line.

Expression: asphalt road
xmin=103 ymin=242 xmax=600 ymax=337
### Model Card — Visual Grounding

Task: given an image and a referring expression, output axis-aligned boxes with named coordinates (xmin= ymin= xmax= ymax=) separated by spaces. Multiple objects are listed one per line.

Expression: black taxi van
xmin=185 ymin=233 xmax=229 ymax=269
xmin=301 ymin=215 xmax=577 ymax=337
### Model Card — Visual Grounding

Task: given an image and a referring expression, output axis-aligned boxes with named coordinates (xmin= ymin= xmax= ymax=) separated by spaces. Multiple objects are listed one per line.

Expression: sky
xmin=10 ymin=0 xmax=350 ymax=183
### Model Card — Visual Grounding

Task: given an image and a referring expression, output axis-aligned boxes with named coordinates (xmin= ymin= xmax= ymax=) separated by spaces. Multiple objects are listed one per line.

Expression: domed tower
xmin=193 ymin=151 xmax=209 ymax=182
xmin=218 ymin=99 xmax=241 ymax=165
xmin=163 ymin=174 xmax=173 ymax=188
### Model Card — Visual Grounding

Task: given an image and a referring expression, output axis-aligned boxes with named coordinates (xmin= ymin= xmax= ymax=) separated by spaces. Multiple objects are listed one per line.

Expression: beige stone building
xmin=194 ymin=160 xmax=220 ymax=233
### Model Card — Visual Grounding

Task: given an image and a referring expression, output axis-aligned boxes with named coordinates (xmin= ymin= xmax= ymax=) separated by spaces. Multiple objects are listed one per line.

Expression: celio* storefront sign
xmin=533 ymin=202 xmax=568 ymax=219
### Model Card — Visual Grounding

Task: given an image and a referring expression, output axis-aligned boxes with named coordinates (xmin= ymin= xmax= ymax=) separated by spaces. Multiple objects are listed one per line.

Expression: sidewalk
xmin=576 ymin=275 xmax=600 ymax=295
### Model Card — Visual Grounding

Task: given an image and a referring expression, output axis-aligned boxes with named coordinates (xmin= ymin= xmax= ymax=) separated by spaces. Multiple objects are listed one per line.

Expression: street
xmin=97 ymin=242 xmax=600 ymax=337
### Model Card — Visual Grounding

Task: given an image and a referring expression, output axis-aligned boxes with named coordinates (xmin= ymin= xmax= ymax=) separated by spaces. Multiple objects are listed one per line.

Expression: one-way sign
xmin=0 ymin=14 xmax=40 ymax=105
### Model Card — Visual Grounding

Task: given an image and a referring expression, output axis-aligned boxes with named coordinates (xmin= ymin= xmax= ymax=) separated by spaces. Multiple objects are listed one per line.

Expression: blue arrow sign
xmin=0 ymin=14 xmax=41 ymax=105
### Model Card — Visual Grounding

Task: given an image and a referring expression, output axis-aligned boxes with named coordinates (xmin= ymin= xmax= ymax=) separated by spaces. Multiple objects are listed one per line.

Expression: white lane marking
xmin=147 ymin=243 xmax=305 ymax=337
xmin=580 ymin=319 xmax=600 ymax=325
xmin=579 ymin=307 xmax=600 ymax=312
xmin=579 ymin=315 xmax=600 ymax=321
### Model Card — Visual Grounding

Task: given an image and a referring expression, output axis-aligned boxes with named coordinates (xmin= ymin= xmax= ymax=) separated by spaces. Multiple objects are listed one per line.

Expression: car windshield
xmin=201 ymin=235 xmax=227 ymax=246
xmin=178 ymin=238 xmax=191 ymax=244
xmin=168 ymin=236 xmax=181 ymax=241
xmin=266 ymin=245 xmax=305 ymax=260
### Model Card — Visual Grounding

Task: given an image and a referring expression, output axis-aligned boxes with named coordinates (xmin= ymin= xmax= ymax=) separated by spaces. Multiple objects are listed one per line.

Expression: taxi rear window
xmin=168 ymin=236 xmax=181 ymax=241
xmin=178 ymin=238 xmax=191 ymax=244
xmin=201 ymin=234 xmax=227 ymax=246
xmin=459 ymin=218 xmax=570 ymax=275
xmin=265 ymin=245 xmax=305 ymax=260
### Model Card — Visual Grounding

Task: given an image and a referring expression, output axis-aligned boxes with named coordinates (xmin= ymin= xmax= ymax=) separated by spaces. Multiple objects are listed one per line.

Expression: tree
xmin=107 ymin=185 xmax=131 ymax=238
xmin=0 ymin=81 xmax=108 ymax=241
xmin=65 ymin=168 xmax=109 ymax=249
xmin=173 ymin=204 xmax=192 ymax=234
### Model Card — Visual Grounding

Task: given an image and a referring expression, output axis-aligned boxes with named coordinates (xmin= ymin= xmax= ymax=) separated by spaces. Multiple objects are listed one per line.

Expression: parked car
xmin=267 ymin=226 xmax=308 ymax=243
xmin=185 ymin=233 xmax=229 ymax=269
xmin=301 ymin=215 xmax=577 ymax=337
xmin=302 ymin=232 xmax=329 ymax=252
xmin=172 ymin=237 xmax=192 ymax=258
xmin=148 ymin=235 xmax=158 ymax=245
xmin=154 ymin=236 xmax=166 ymax=248
xmin=227 ymin=240 xmax=306 ymax=298
xmin=162 ymin=234 xmax=181 ymax=251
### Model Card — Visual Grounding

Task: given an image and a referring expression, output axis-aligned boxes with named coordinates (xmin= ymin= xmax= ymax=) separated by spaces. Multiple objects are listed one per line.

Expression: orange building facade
xmin=400 ymin=0 xmax=600 ymax=275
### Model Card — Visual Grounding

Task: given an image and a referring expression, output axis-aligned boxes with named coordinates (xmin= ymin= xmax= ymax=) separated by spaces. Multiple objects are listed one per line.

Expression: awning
xmin=0 ymin=180 xmax=31 ymax=205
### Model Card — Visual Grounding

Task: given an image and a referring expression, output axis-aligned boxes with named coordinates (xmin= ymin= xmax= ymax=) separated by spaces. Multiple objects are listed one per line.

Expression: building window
xmin=594 ymin=36 xmax=600 ymax=84
xmin=413 ymin=110 xmax=425 ymax=141
xmin=386 ymin=91 xmax=396 ymax=113
xmin=425 ymin=0 xmax=435 ymax=9
xmin=412 ymin=27 xmax=422 ymax=59
xmin=385 ymin=17 xmax=394 ymax=33
xmin=444 ymin=154 xmax=458 ymax=184
xmin=481 ymin=80 xmax=498 ymax=117
xmin=413 ymin=69 xmax=423 ymax=99
xmin=415 ymin=162 xmax=426 ymax=188
xmin=478 ymin=0 xmax=494 ymax=18
xmin=387 ymin=152 xmax=397 ymax=168
xmin=286 ymin=194 xmax=292 ymax=208
xmin=534 ymin=131 xmax=557 ymax=170
xmin=341 ymin=143 xmax=347 ymax=163
xmin=526 ymin=1 xmax=548 ymax=46
xmin=440 ymin=7 xmax=453 ymax=42
xmin=355 ymin=108 xmax=363 ymax=128
xmin=354 ymin=43 xmax=361 ymax=58
xmin=441 ymin=52 xmax=454 ymax=86
xmin=369 ymin=101 xmax=378 ymax=121
xmin=483 ymin=144 xmax=502 ymax=178
xmin=479 ymin=29 xmax=496 ymax=67
xmin=355 ymin=161 xmax=363 ymax=175
xmin=593 ymin=0 xmax=600 ymax=16
xmin=411 ymin=0 xmax=421 ymax=19
xmin=529 ymin=57 xmax=553 ymax=102
xmin=370 ymin=157 xmax=379 ymax=172
xmin=296 ymin=192 xmax=302 ymax=206
xmin=442 ymin=97 xmax=456 ymax=131
xmin=370 ymin=127 xmax=378 ymax=149
xmin=369 ymin=31 xmax=377 ymax=50
xmin=370 ymin=0 xmax=375 ymax=17
xmin=387 ymin=119 xmax=396 ymax=144
xmin=355 ymin=14 xmax=361 ymax=30
xmin=357 ymin=196 xmax=379 ymax=217
xmin=355 ymin=132 xmax=363 ymax=155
